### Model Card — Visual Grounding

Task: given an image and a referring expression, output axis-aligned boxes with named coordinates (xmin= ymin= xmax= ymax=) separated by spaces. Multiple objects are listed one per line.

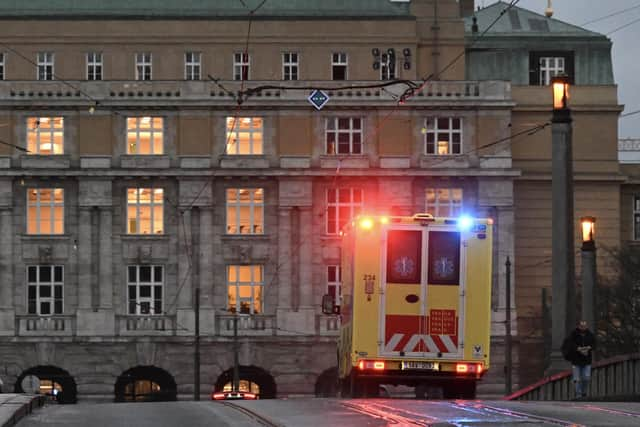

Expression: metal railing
xmin=505 ymin=353 xmax=640 ymax=400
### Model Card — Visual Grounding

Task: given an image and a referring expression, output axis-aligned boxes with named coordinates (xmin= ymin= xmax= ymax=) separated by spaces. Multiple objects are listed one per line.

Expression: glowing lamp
xmin=580 ymin=216 xmax=595 ymax=244
xmin=358 ymin=217 xmax=374 ymax=230
xmin=457 ymin=215 xmax=474 ymax=231
xmin=551 ymin=74 xmax=570 ymax=110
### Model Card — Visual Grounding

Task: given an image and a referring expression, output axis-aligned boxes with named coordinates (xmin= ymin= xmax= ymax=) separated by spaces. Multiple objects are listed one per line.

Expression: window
xmin=326 ymin=188 xmax=363 ymax=235
xmin=327 ymin=265 xmax=342 ymax=305
xmin=425 ymin=188 xmax=463 ymax=217
xmin=27 ymin=189 xmax=64 ymax=235
xmin=86 ymin=52 xmax=103 ymax=81
xmin=127 ymin=265 xmax=163 ymax=315
xmin=381 ymin=52 xmax=396 ymax=80
xmin=135 ymin=53 xmax=152 ymax=81
xmin=634 ymin=196 xmax=640 ymax=240
xmin=283 ymin=52 xmax=298 ymax=81
xmin=227 ymin=265 xmax=263 ymax=314
xmin=27 ymin=265 xmax=63 ymax=315
xmin=226 ymin=188 xmax=264 ymax=235
xmin=127 ymin=117 xmax=163 ymax=154
xmin=325 ymin=117 xmax=362 ymax=155
xmin=424 ymin=117 xmax=462 ymax=155
xmin=234 ymin=52 xmax=250 ymax=81
xmin=37 ymin=52 xmax=54 ymax=80
xmin=27 ymin=117 xmax=64 ymax=154
xmin=127 ymin=188 xmax=164 ymax=235
xmin=185 ymin=52 xmax=201 ymax=80
xmin=225 ymin=117 xmax=263 ymax=155
xmin=529 ymin=51 xmax=574 ymax=85
xmin=0 ymin=53 xmax=5 ymax=80
xmin=332 ymin=52 xmax=347 ymax=80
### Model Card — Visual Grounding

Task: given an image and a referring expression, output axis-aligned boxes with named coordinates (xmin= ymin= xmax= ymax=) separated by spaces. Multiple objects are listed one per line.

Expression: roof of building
xmin=464 ymin=1 xmax=605 ymax=38
xmin=0 ymin=0 xmax=413 ymax=19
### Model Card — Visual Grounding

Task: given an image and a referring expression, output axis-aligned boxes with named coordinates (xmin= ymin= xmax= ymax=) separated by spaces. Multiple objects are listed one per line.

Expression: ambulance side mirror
xmin=322 ymin=294 xmax=340 ymax=315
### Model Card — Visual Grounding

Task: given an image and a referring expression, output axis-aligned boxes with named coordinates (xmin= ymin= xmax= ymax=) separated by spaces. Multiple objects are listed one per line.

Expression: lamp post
xmin=549 ymin=74 xmax=576 ymax=374
xmin=580 ymin=217 xmax=597 ymax=331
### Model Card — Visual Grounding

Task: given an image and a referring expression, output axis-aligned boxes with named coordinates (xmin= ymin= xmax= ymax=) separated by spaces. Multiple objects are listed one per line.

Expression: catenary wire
xmin=580 ymin=3 xmax=640 ymax=26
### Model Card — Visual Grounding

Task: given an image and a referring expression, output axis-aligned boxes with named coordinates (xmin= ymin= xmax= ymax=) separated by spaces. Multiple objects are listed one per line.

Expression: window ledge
xmin=120 ymin=234 xmax=169 ymax=241
xmin=320 ymin=155 xmax=369 ymax=169
xmin=21 ymin=234 xmax=70 ymax=240
xmin=120 ymin=155 xmax=170 ymax=169
xmin=222 ymin=234 xmax=270 ymax=241
xmin=219 ymin=155 xmax=269 ymax=169
xmin=21 ymin=155 xmax=70 ymax=169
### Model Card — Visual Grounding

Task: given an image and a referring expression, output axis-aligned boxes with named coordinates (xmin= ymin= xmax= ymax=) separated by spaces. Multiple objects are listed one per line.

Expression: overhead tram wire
xmin=580 ymin=3 xmax=640 ymax=26
xmin=621 ymin=108 xmax=640 ymax=118
xmin=606 ymin=15 xmax=640 ymax=35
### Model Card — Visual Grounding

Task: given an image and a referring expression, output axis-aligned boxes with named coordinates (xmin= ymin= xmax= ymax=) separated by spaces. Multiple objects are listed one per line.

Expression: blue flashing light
xmin=457 ymin=215 xmax=474 ymax=231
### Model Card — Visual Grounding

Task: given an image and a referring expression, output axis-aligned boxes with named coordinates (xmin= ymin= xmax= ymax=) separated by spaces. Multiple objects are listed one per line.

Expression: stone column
xmin=277 ymin=207 xmax=293 ymax=310
xmin=197 ymin=206 xmax=215 ymax=334
xmin=77 ymin=207 xmax=93 ymax=309
xmin=0 ymin=208 xmax=14 ymax=335
xmin=177 ymin=209 xmax=193 ymax=310
xmin=298 ymin=207 xmax=313 ymax=308
xmin=98 ymin=207 xmax=113 ymax=309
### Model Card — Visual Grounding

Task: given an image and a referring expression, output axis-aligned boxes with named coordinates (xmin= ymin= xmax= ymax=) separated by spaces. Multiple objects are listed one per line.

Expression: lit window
xmin=27 ymin=265 xmax=64 ymax=315
xmin=0 ymin=53 xmax=5 ymax=81
xmin=425 ymin=188 xmax=463 ymax=217
xmin=127 ymin=265 xmax=163 ymax=315
xmin=225 ymin=117 xmax=263 ymax=155
xmin=327 ymin=265 xmax=342 ymax=305
xmin=185 ymin=52 xmax=201 ymax=81
xmin=127 ymin=188 xmax=164 ymax=235
xmin=87 ymin=52 xmax=103 ymax=81
xmin=424 ymin=117 xmax=462 ymax=155
xmin=332 ymin=52 xmax=347 ymax=80
xmin=325 ymin=117 xmax=362 ymax=155
xmin=37 ymin=52 xmax=54 ymax=81
xmin=326 ymin=188 xmax=363 ymax=235
xmin=27 ymin=117 xmax=64 ymax=154
xmin=127 ymin=117 xmax=163 ymax=154
xmin=226 ymin=188 xmax=264 ymax=235
xmin=135 ymin=52 xmax=152 ymax=81
xmin=222 ymin=380 xmax=260 ymax=395
xmin=539 ymin=57 xmax=565 ymax=86
xmin=124 ymin=380 xmax=161 ymax=402
xmin=234 ymin=52 xmax=250 ymax=81
xmin=27 ymin=188 xmax=64 ymax=235
xmin=283 ymin=52 xmax=298 ymax=81
xmin=227 ymin=265 xmax=263 ymax=314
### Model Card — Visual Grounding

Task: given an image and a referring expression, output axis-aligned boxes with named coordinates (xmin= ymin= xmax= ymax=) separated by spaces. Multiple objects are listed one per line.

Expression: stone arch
xmin=214 ymin=365 xmax=277 ymax=399
xmin=114 ymin=365 xmax=177 ymax=402
xmin=15 ymin=365 xmax=77 ymax=404
xmin=314 ymin=366 xmax=338 ymax=397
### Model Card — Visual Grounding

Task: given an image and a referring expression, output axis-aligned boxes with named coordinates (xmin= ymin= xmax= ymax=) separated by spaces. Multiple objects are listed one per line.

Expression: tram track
xmin=450 ymin=400 xmax=587 ymax=426
xmin=218 ymin=400 xmax=285 ymax=427
xmin=571 ymin=403 xmax=640 ymax=420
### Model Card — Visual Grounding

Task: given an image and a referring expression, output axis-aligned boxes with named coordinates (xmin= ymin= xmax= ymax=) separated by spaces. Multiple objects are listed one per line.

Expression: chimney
xmin=459 ymin=0 xmax=474 ymax=18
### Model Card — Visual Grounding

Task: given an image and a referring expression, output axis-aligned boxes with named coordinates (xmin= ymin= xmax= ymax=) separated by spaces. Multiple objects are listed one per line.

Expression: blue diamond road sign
xmin=308 ymin=89 xmax=330 ymax=110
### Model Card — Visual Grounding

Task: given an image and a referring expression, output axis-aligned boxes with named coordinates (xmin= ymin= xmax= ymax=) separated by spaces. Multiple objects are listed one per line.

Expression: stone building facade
xmin=0 ymin=0 xmax=621 ymax=400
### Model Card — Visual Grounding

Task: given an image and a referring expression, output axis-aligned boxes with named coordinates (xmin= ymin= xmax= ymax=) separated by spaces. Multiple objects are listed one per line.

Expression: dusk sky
xmin=489 ymin=0 xmax=640 ymax=138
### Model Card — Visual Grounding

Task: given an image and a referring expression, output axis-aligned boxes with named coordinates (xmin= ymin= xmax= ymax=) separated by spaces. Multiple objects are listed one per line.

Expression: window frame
xmin=27 ymin=117 xmax=64 ymax=155
xmin=424 ymin=117 xmax=463 ymax=156
xmin=185 ymin=51 xmax=201 ymax=81
xmin=27 ymin=265 xmax=64 ymax=316
xmin=529 ymin=51 xmax=574 ymax=85
xmin=37 ymin=52 xmax=54 ymax=81
xmin=135 ymin=52 xmax=152 ymax=81
xmin=380 ymin=54 xmax=397 ymax=80
xmin=226 ymin=265 xmax=264 ymax=315
xmin=326 ymin=187 xmax=364 ymax=235
xmin=325 ymin=117 xmax=363 ymax=155
xmin=225 ymin=117 xmax=263 ymax=155
xmin=0 ymin=52 xmax=5 ymax=81
xmin=233 ymin=52 xmax=250 ymax=81
xmin=226 ymin=188 xmax=264 ymax=235
xmin=634 ymin=195 xmax=640 ymax=241
xmin=26 ymin=188 xmax=65 ymax=235
xmin=126 ymin=116 xmax=164 ymax=155
xmin=425 ymin=188 xmax=463 ymax=218
xmin=127 ymin=265 xmax=164 ymax=315
xmin=86 ymin=52 xmax=103 ymax=81
xmin=126 ymin=188 xmax=164 ymax=235
xmin=282 ymin=52 xmax=299 ymax=81
xmin=331 ymin=52 xmax=348 ymax=81
xmin=327 ymin=265 xmax=342 ymax=305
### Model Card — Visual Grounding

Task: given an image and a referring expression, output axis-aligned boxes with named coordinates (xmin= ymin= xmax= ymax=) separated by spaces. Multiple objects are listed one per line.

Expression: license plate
xmin=401 ymin=361 xmax=439 ymax=371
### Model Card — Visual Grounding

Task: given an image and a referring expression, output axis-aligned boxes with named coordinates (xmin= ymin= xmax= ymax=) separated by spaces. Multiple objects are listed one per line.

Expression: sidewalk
xmin=0 ymin=394 xmax=45 ymax=427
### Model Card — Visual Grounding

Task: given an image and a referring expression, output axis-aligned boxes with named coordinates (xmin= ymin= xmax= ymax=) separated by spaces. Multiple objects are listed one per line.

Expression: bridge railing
xmin=505 ymin=353 xmax=640 ymax=400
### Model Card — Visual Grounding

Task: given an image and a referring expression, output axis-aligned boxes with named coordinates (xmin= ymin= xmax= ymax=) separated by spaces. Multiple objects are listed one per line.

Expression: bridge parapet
xmin=505 ymin=353 xmax=640 ymax=401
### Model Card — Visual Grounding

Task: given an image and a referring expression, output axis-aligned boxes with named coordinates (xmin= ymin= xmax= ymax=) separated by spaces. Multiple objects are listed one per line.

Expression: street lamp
xmin=580 ymin=216 xmax=597 ymax=331
xmin=549 ymin=73 xmax=576 ymax=374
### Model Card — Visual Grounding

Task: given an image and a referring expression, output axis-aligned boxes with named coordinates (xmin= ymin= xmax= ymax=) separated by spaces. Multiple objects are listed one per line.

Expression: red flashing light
xmin=358 ymin=360 xmax=364 ymax=370
xmin=477 ymin=364 xmax=483 ymax=374
xmin=358 ymin=360 xmax=386 ymax=371
xmin=212 ymin=392 xmax=226 ymax=400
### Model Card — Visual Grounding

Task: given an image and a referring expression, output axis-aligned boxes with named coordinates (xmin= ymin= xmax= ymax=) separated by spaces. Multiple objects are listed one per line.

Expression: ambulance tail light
xmin=456 ymin=363 xmax=469 ymax=373
xmin=455 ymin=363 xmax=484 ymax=375
xmin=358 ymin=360 xmax=386 ymax=371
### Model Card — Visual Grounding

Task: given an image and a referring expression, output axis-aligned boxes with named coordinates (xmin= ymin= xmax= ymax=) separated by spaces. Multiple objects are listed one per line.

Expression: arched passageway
xmin=114 ymin=366 xmax=177 ymax=402
xmin=315 ymin=367 xmax=338 ymax=397
xmin=15 ymin=365 xmax=77 ymax=404
xmin=214 ymin=365 xmax=277 ymax=399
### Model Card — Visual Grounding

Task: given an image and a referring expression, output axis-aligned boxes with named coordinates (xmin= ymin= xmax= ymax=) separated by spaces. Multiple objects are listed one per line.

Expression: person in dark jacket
xmin=562 ymin=320 xmax=596 ymax=398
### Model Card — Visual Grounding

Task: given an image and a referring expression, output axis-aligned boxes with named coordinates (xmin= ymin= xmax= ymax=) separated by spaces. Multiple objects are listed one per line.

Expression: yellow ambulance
xmin=325 ymin=213 xmax=493 ymax=399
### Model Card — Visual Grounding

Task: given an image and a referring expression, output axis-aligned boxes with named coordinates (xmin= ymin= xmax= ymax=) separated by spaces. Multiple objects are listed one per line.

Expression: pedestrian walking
xmin=562 ymin=320 xmax=596 ymax=399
